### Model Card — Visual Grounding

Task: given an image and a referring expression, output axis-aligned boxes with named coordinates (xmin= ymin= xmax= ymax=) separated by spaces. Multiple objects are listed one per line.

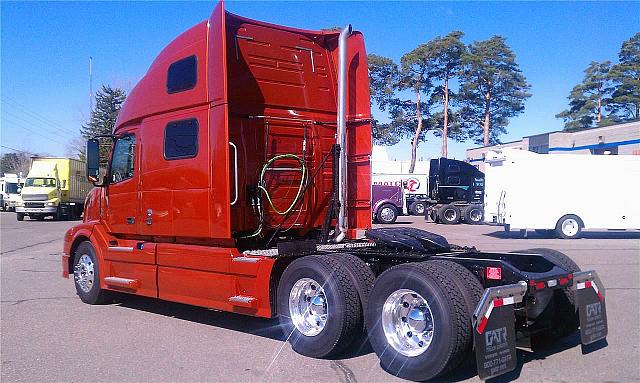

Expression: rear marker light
xmin=535 ymin=281 xmax=546 ymax=290
xmin=559 ymin=277 xmax=569 ymax=285
xmin=486 ymin=267 xmax=502 ymax=280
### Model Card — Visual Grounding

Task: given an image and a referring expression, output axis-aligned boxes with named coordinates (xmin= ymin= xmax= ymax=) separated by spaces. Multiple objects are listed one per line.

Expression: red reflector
xmin=567 ymin=273 xmax=573 ymax=279
xmin=559 ymin=277 xmax=569 ymax=285
xmin=486 ymin=267 xmax=502 ymax=280
xmin=529 ymin=280 xmax=536 ymax=286
xmin=585 ymin=280 xmax=592 ymax=289
xmin=535 ymin=281 xmax=546 ymax=290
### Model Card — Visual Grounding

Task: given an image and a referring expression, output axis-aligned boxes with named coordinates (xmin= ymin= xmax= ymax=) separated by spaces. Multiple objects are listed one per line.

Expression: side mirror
xmin=86 ymin=139 xmax=101 ymax=185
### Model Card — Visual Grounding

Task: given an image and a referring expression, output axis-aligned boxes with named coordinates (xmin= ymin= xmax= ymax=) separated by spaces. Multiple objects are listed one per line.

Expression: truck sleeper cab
xmin=63 ymin=3 xmax=607 ymax=381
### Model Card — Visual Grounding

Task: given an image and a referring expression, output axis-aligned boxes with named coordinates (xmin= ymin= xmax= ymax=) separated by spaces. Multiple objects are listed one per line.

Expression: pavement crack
xmin=330 ymin=360 xmax=357 ymax=383
xmin=2 ymin=296 xmax=76 ymax=305
xmin=1 ymin=238 xmax=59 ymax=255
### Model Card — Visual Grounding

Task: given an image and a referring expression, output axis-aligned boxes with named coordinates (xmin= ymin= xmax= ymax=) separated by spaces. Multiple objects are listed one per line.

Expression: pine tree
xmin=459 ymin=36 xmax=531 ymax=145
xmin=80 ymin=85 xmax=127 ymax=166
xmin=556 ymin=61 xmax=615 ymax=131
xmin=607 ymin=33 xmax=640 ymax=121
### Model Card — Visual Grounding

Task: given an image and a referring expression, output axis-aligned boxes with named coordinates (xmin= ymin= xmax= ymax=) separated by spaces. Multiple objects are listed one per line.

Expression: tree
xmin=422 ymin=31 xmax=466 ymax=157
xmin=459 ymin=36 xmax=531 ymax=145
xmin=1 ymin=152 xmax=31 ymax=176
xmin=368 ymin=54 xmax=401 ymax=146
xmin=80 ymin=85 xmax=127 ymax=166
xmin=556 ymin=61 xmax=615 ymax=130
xmin=607 ymin=33 xmax=640 ymax=121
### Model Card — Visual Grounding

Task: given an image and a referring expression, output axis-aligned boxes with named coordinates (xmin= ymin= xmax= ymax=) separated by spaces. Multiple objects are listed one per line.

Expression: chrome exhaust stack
xmin=334 ymin=24 xmax=352 ymax=243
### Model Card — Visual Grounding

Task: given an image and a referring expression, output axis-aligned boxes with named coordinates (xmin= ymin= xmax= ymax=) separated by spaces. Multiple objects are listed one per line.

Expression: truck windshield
xmin=5 ymin=183 xmax=19 ymax=194
xmin=25 ymin=178 xmax=57 ymax=187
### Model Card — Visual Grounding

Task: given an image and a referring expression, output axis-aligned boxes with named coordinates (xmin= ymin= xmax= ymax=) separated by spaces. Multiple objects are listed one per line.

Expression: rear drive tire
xmin=438 ymin=204 xmax=460 ymax=225
xmin=376 ymin=204 xmax=398 ymax=224
xmin=277 ymin=255 xmax=363 ymax=358
xmin=462 ymin=205 xmax=484 ymax=225
xmin=512 ymin=248 xmax=580 ymax=343
xmin=73 ymin=241 xmax=110 ymax=304
xmin=409 ymin=201 xmax=426 ymax=216
xmin=16 ymin=213 xmax=24 ymax=221
xmin=326 ymin=253 xmax=375 ymax=351
xmin=366 ymin=262 xmax=470 ymax=381
xmin=555 ymin=214 xmax=583 ymax=239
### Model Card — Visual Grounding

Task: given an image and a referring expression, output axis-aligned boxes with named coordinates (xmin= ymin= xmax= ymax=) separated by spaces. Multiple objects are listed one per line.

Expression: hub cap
xmin=74 ymin=254 xmax=94 ymax=293
xmin=414 ymin=204 xmax=425 ymax=214
xmin=561 ymin=218 xmax=579 ymax=236
xmin=382 ymin=289 xmax=434 ymax=357
xmin=289 ymin=278 xmax=328 ymax=336
xmin=380 ymin=207 xmax=395 ymax=222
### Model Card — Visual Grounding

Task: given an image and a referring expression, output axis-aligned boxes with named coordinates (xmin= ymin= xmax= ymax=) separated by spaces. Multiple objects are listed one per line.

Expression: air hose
xmin=239 ymin=153 xmax=307 ymax=238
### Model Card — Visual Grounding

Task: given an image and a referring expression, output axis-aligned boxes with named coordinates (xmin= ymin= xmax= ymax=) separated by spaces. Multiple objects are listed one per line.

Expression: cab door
xmin=105 ymin=131 xmax=139 ymax=235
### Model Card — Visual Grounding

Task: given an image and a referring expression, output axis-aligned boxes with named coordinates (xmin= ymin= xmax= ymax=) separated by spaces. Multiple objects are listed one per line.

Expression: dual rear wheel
xmin=278 ymin=257 xmax=481 ymax=381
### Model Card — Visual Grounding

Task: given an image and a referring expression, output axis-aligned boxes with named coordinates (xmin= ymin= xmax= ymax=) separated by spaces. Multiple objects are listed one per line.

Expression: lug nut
xmin=401 ymin=316 xmax=407 ymax=322
xmin=407 ymin=331 xmax=413 ymax=338
xmin=402 ymin=302 xmax=409 ymax=308
xmin=310 ymin=285 xmax=316 ymax=290
xmin=418 ymin=341 xmax=424 ymax=347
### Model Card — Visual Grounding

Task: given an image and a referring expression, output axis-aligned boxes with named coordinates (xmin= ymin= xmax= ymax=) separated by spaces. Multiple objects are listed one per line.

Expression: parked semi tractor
xmin=425 ymin=157 xmax=485 ymax=224
xmin=372 ymin=184 xmax=404 ymax=223
xmin=1 ymin=173 xmax=25 ymax=211
xmin=485 ymin=148 xmax=640 ymax=238
xmin=63 ymin=3 xmax=607 ymax=381
xmin=17 ymin=157 xmax=92 ymax=221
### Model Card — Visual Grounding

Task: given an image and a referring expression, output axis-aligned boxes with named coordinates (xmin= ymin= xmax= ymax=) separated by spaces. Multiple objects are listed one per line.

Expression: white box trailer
xmin=484 ymin=148 xmax=640 ymax=238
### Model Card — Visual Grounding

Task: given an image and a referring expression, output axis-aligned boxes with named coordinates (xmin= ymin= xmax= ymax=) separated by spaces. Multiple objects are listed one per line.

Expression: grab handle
xmin=229 ymin=142 xmax=238 ymax=206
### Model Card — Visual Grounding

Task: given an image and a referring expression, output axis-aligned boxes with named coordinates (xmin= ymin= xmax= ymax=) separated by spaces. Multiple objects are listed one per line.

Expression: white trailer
xmin=484 ymin=148 xmax=640 ymax=238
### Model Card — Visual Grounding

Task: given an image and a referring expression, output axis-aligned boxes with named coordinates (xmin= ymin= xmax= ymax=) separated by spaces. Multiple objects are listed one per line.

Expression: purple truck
xmin=372 ymin=184 xmax=404 ymax=224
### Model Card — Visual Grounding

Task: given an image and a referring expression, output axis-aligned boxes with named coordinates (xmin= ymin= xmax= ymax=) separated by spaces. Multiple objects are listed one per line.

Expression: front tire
xmin=277 ymin=255 xmax=363 ymax=358
xmin=16 ymin=213 xmax=24 ymax=221
xmin=366 ymin=262 xmax=471 ymax=381
xmin=73 ymin=241 xmax=109 ymax=304
xmin=376 ymin=204 xmax=398 ymax=224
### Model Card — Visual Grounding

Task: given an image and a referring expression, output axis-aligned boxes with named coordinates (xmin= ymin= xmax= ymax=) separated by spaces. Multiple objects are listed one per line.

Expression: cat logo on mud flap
xmin=485 ymin=327 xmax=507 ymax=348
xmin=586 ymin=302 xmax=601 ymax=318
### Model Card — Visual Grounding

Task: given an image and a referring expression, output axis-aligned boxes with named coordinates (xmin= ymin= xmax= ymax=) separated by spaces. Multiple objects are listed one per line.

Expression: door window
xmin=110 ymin=135 xmax=136 ymax=183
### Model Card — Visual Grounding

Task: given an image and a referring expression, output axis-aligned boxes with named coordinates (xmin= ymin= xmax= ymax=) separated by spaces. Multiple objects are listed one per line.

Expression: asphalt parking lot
xmin=1 ymin=211 xmax=639 ymax=382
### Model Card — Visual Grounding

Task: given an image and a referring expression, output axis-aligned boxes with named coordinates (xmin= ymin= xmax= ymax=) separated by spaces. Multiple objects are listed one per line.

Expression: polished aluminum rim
xmin=562 ymin=218 xmax=579 ymax=236
xmin=74 ymin=254 xmax=95 ymax=293
xmin=289 ymin=278 xmax=328 ymax=337
xmin=444 ymin=208 xmax=457 ymax=221
xmin=469 ymin=208 xmax=482 ymax=222
xmin=414 ymin=203 xmax=425 ymax=214
xmin=382 ymin=289 xmax=434 ymax=357
xmin=380 ymin=207 xmax=395 ymax=222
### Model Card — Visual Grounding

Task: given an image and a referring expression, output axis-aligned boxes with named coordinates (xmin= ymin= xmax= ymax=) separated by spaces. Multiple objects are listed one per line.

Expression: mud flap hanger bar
xmin=472 ymin=281 xmax=527 ymax=380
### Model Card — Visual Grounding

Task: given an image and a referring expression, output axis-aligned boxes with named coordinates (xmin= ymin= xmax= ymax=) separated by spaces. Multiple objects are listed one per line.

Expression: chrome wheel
xmin=74 ymin=254 xmax=95 ymax=293
xmin=380 ymin=207 xmax=395 ymax=222
xmin=469 ymin=208 xmax=482 ymax=222
xmin=561 ymin=218 xmax=579 ymax=237
xmin=414 ymin=203 xmax=425 ymax=214
xmin=289 ymin=278 xmax=328 ymax=337
xmin=382 ymin=289 xmax=434 ymax=357
xmin=444 ymin=208 xmax=457 ymax=222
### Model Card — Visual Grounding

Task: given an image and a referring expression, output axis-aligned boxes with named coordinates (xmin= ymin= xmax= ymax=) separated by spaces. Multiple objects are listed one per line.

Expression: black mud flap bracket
xmin=472 ymin=281 xmax=527 ymax=380
xmin=573 ymin=270 xmax=608 ymax=345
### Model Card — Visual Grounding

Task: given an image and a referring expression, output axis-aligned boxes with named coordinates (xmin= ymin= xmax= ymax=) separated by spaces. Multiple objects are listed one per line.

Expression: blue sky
xmin=1 ymin=1 xmax=638 ymax=161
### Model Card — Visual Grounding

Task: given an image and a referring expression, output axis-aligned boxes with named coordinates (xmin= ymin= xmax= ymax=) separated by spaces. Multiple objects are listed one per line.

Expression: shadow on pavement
xmin=485 ymin=230 xmax=640 ymax=240
xmin=109 ymin=293 xmax=375 ymax=360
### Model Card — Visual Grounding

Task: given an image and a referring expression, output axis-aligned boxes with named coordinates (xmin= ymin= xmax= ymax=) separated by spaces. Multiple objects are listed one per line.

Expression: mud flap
xmin=472 ymin=281 xmax=527 ymax=380
xmin=573 ymin=271 xmax=608 ymax=345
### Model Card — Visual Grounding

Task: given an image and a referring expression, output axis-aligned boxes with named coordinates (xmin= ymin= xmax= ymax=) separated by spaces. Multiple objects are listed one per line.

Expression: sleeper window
xmin=164 ymin=119 xmax=198 ymax=160
xmin=111 ymin=135 xmax=136 ymax=183
xmin=167 ymin=55 xmax=197 ymax=93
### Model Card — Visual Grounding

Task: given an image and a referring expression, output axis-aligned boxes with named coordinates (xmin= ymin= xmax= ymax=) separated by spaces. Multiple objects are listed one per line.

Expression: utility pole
xmin=89 ymin=56 xmax=93 ymax=114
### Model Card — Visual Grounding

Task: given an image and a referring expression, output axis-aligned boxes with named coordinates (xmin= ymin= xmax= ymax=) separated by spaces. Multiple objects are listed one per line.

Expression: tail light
xmin=486 ymin=266 xmax=502 ymax=280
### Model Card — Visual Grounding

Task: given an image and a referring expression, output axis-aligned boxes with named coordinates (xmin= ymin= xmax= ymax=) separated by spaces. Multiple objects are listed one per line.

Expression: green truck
xmin=16 ymin=157 xmax=92 ymax=221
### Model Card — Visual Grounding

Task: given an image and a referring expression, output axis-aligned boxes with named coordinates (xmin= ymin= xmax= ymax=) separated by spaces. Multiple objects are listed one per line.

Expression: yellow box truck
xmin=16 ymin=157 xmax=92 ymax=221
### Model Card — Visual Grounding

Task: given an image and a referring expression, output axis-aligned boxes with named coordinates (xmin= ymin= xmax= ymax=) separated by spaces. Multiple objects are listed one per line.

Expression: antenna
xmin=89 ymin=56 xmax=93 ymax=114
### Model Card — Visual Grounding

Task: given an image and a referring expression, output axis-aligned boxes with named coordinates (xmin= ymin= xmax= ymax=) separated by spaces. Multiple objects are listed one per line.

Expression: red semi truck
xmin=63 ymin=3 xmax=608 ymax=381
